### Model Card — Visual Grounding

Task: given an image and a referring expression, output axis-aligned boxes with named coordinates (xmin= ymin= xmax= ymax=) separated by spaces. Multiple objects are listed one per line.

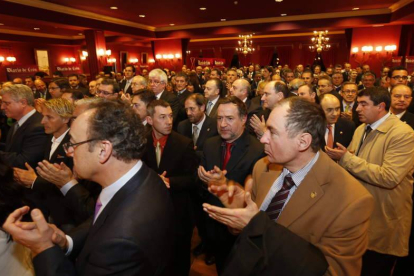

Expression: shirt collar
xmin=17 ymin=109 xmax=36 ymax=127
xmin=282 ymin=151 xmax=320 ymax=188
xmin=51 ymin=128 xmax=70 ymax=143
xmin=368 ymin=112 xmax=391 ymax=131
xmin=209 ymin=95 xmax=219 ymax=105
xmin=98 ymin=160 xmax=143 ymax=212
xmin=391 ymin=110 xmax=406 ymax=119
xmin=193 ymin=114 xmax=206 ymax=128
xmin=152 ymin=131 xmax=169 ymax=147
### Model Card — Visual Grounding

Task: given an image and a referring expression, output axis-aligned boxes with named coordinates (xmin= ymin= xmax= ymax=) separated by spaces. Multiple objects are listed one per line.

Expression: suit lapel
xmin=225 ymin=132 xmax=249 ymax=173
xmin=277 ymin=152 xmax=328 ymax=228
xmin=158 ymin=133 xmax=176 ymax=172
xmin=49 ymin=133 xmax=70 ymax=162
xmin=196 ymin=117 xmax=212 ymax=148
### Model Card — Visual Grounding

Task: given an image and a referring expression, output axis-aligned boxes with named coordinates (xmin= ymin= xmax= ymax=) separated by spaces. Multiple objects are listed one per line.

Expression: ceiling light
xmin=200 ymin=7 xmax=207 ymax=10
xmin=110 ymin=6 xmax=118 ymax=9
xmin=221 ymin=19 xmax=226 ymax=21
xmin=139 ymin=15 xmax=145 ymax=17
xmin=281 ymin=14 xmax=287 ymax=16
xmin=169 ymin=23 xmax=175 ymax=26
xmin=34 ymin=28 xmax=40 ymax=30
xmin=352 ymin=7 xmax=359 ymax=10
xmin=275 ymin=0 xmax=283 ymax=2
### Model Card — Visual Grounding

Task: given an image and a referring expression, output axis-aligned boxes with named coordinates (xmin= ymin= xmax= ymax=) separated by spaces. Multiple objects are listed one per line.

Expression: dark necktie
xmin=356 ymin=126 xmax=372 ymax=156
xmin=265 ymin=174 xmax=295 ymax=221
xmin=11 ymin=122 xmax=19 ymax=138
xmin=222 ymin=142 xmax=234 ymax=170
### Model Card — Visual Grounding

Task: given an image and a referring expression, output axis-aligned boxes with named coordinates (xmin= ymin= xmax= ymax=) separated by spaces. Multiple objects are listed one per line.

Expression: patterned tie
xmin=327 ymin=125 xmax=334 ymax=148
xmin=345 ymin=105 xmax=349 ymax=113
xmin=94 ymin=197 xmax=102 ymax=222
xmin=222 ymin=142 xmax=234 ymax=170
xmin=356 ymin=126 xmax=372 ymax=156
xmin=265 ymin=174 xmax=295 ymax=221
xmin=206 ymin=101 xmax=213 ymax=115
xmin=155 ymin=141 xmax=162 ymax=167
xmin=192 ymin=125 xmax=199 ymax=145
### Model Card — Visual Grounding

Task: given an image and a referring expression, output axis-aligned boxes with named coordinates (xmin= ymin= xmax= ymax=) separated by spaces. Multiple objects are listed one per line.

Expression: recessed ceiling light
xmin=221 ymin=19 xmax=226 ymax=21
xmin=34 ymin=28 xmax=40 ymax=30
xmin=275 ymin=0 xmax=283 ymax=2
xmin=352 ymin=7 xmax=359 ymax=10
xmin=110 ymin=6 xmax=118 ymax=9
xmin=200 ymin=7 xmax=207 ymax=10
xmin=170 ymin=23 xmax=175 ymax=26
xmin=139 ymin=15 xmax=145 ymax=17
xmin=281 ymin=14 xmax=287 ymax=16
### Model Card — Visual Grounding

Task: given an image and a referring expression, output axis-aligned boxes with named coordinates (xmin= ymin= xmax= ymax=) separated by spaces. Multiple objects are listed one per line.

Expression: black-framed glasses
xmin=63 ymin=139 xmax=99 ymax=154
xmin=391 ymin=75 xmax=408 ymax=80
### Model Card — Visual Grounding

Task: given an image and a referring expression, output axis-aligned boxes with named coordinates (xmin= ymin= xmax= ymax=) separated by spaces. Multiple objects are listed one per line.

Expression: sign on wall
xmin=5 ymin=65 xmax=39 ymax=80
xmin=391 ymin=56 xmax=403 ymax=67
xmin=194 ymin=58 xmax=226 ymax=68
xmin=55 ymin=64 xmax=82 ymax=74
xmin=405 ymin=56 xmax=414 ymax=74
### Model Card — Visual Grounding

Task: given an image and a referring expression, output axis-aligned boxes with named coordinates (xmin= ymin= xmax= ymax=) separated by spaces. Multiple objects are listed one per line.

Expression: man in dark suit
xmin=3 ymin=100 xmax=174 ymax=276
xmin=332 ymin=72 xmax=344 ymax=93
xmin=68 ymin=74 xmax=89 ymax=95
xmin=0 ymin=84 xmax=47 ymax=169
xmin=204 ymin=78 xmax=222 ymax=120
xmin=198 ymin=96 xmax=265 ymax=273
xmin=318 ymin=76 xmax=342 ymax=104
xmin=320 ymin=93 xmax=355 ymax=152
xmin=149 ymin=69 xmax=179 ymax=122
xmin=142 ymin=100 xmax=199 ymax=276
xmin=174 ymin=72 xmax=192 ymax=128
xmin=119 ymin=64 xmax=135 ymax=94
xmin=340 ymin=82 xmax=361 ymax=127
xmin=131 ymin=89 xmax=156 ymax=135
xmin=13 ymin=98 xmax=79 ymax=231
xmin=34 ymin=79 xmax=51 ymax=100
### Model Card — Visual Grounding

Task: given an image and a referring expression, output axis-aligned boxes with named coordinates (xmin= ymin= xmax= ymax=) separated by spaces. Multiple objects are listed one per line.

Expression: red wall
xmin=350 ymin=25 xmax=402 ymax=75
xmin=152 ymin=39 xmax=184 ymax=72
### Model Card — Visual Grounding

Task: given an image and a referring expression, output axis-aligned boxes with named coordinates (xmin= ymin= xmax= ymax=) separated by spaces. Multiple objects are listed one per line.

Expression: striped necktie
xmin=265 ymin=174 xmax=295 ymax=221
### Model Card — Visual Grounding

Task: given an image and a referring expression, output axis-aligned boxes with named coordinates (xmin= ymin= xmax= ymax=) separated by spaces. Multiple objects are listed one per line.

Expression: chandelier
xmin=236 ymin=34 xmax=255 ymax=56
xmin=309 ymin=30 xmax=331 ymax=53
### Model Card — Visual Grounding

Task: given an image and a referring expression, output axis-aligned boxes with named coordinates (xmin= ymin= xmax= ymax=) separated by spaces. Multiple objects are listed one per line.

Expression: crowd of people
xmin=0 ymin=61 xmax=414 ymax=276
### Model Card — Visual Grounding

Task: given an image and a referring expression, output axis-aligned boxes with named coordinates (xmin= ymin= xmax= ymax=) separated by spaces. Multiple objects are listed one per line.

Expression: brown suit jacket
xmin=339 ymin=114 xmax=414 ymax=257
xmin=252 ymin=152 xmax=374 ymax=276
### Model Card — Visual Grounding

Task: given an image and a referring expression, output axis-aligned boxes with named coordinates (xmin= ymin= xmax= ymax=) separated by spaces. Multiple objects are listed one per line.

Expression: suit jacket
xmin=34 ymin=89 xmax=52 ymax=100
xmin=245 ymin=96 xmax=262 ymax=116
xmin=119 ymin=79 xmax=133 ymax=94
xmin=1 ymin=111 xmax=48 ymax=169
xmin=142 ymin=131 xmax=199 ymax=234
xmin=222 ymin=211 xmax=328 ymax=276
xmin=253 ymin=152 xmax=374 ymax=276
xmin=159 ymin=91 xmax=179 ymax=123
xmin=174 ymin=89 xmax=191 ymax=128
xmin=400 ymin=111 xmax=414 ymax=130
xmin=322 ymin=118 xmax=355 ymax=149
xmin=339 ymin=114 xmax=414 ymax=257
xmin=33 ymin=163 xmax=175 ymax=276
xmin=177 ymin=115 xmax=218 ymax=159
xmin=206 ymin=97 xmax=221 ymax=120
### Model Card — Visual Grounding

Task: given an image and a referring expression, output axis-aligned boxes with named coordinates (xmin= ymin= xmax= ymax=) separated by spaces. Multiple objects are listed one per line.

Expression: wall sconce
xmin=82 ymin=51 xmax=88 ymax=57
xmin=63 ymin=57 xmax=76 ymax=64
xmin=156 ymin=54 xmax=162 ymax=59
xmin=155 ymin=53 xmax=182 ymax=60
xmin=375 ymin=46 xmax=383 ymax=52
xmin=0 ymin=56 xmax=4 ymax=64
xmin=361 ymin=46 xmax=373 ymax=54
xmin=106 ymin=50 xmax=112 ymax=57
xmin=107 ymin=58 xmax=116 ymax=64
xmin=70 ymin=57 xmax=76 ymax=63
xmin=6 ymin=56 xmax=16 ymax=63
xmin=384 ymin=45 xmax=397 ymax=54
xmin=186 ymin=50 xmax=191 ymax=54
xmin=97 ymin=49 xmax=105 ymax=56
xmin=149 ymin=58 xmax=155 ymax=63
xmin=129 ymin=58 xmax=139 ymax=64
xmin=80 ymin=56 xmax=86 ymax=61
xmin=162 ymin=54 xmax=168 ymax=59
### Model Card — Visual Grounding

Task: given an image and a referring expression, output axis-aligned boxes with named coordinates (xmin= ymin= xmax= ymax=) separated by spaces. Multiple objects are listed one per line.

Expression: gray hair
xmin=0 ymin=84 xmax=34 ymax=106
xmin=149 ymin=69 xmax=168 ymax=84
xmin=132 ymin=75 xmax=147 ymax=87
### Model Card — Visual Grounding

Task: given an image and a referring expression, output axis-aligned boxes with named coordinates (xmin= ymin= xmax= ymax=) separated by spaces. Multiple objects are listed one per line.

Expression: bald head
xmin=320 ymin=94 xmax=341 ymax=125
xmin=230 ymin=79 xmax=251 ymax=101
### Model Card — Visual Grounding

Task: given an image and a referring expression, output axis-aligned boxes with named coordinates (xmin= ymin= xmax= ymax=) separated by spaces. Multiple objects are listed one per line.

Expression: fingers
xmin=3 ymin=206 xmax=30 ymax=229
xmin=336 ymin=142 xmax=346 ymax=150
xmin=161 ymin=171 xmax=167 ymax=176
xmin=24 ymin=162 xmax=34 ymax=172
xmin=261 ymin=115 xmax=265 ymax=122
xmin=245 ymin=178 xmax=253 ymax=193
xmin=30 ymin=209 xmax=49 ymax=233
xmin=15 ymin=221 xmax=37 ymax=230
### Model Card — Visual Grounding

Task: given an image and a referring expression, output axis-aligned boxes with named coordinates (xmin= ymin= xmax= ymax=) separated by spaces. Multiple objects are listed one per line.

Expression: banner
xmin=5 ymin=65 xmax=39 ymax=80
xmin=391 ymin=56 xmax=403 ymax=67
xmin=405 ymin=56 xmax=414 ymax=74
xmin=195 ymin=58 xmax=226 ymax=68
xmin=55 ymin=64 xmax=82 ymax=74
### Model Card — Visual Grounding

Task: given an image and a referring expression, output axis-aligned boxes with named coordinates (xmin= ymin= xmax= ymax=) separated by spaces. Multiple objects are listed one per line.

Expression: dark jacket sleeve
xmin=33 ymin=245 xmax=78 ymax=276
xmin=222 ymin=211 xmax=328 ymax=276
xmin=64 ymin=182 xmax=99 ymax=224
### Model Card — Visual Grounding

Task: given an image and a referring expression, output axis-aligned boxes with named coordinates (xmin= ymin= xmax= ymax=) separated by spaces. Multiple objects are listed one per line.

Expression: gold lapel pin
xmin=311 ymin=192 xmax=317 ymax=198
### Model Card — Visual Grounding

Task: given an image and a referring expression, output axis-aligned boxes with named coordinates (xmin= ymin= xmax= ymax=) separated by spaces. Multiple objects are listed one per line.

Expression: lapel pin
xmin=310 ymin=192 xmax=317 ymax=198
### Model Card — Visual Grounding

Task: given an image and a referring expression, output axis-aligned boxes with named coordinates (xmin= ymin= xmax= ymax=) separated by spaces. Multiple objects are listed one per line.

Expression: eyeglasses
xmin=97 ymin=90 xmax=114 ymax=96
xmin=63 ymin=139 xmax=99 ymax=154
xmin=49 ymin=86 xmax=60 ymax=90
xmin=131 ymin=82 xmax=139 ymax=86
xmin=391 ymin=75 xmax=409 ymax=80
xmin=343 ymin=90 xmax=357 ymax=94
xmin=149 ymin=80 xmax=162 ymax=86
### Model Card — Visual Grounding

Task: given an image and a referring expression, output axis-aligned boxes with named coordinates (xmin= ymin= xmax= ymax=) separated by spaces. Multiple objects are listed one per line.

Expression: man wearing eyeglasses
xmin=3 ymin=100 xmax=175 ymax=276
xmin=340 ymin=82 xmax=361 ymax=126
xmin=149 ymin=69 xmax=179 ymax=123
xmin=390 ymin=84 xmax=414 ymax=129
xmin=96 ymin=78 xmax=120 ymax=100
xmin=130 ymin=75 xmax=147 ymax=94
xmin=387 ymin=66 xmax=408 ymax=90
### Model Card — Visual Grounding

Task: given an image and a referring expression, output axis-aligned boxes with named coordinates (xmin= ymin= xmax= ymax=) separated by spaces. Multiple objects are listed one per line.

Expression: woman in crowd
xmin=262 ymin=66 xmax=273 ymax=82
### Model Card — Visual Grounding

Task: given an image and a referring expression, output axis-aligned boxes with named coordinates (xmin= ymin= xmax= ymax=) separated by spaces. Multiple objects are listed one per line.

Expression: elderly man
xmin=390 ymin=84 xmax=414 ymax=129
xmin=149 ymin=69 xmax=179 ymax=122
xmin=326 ymin=87 xmax=414 ymax=276
xmin=4 ymin=100 xmax=174 ymax=275
xmin=0 ymin=84 xmax=47 ymax=168
xmin=358 ymin=72 xmax=376 ymax=91
xmin=130 ymin=75 xmax=147 ymax=93
xmin=318 ymin=76 xmax=342 ymax=103
xmin=204 ymin=97 xmax=374 ymax=276
xmin=34 ymin=79 xmax=51 ymax=100
xmin=230 ymin=79 xmax=261 ymax=116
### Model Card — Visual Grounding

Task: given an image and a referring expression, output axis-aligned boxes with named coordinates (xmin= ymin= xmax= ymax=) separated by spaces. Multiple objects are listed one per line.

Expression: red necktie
xmin=222 ymin=143 xmax=233 ymax=170
xmin=327 ymin=125 xmax=334 ymax=148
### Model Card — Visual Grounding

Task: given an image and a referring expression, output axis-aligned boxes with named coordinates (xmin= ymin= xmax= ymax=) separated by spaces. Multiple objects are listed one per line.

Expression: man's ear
xmin=98 ymin=140 xmax=113 ymax=164
xmin=147 ymin=115 xmax=153 ymax=126
xmin=297 ymin=133 xmax=312 ymax=152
